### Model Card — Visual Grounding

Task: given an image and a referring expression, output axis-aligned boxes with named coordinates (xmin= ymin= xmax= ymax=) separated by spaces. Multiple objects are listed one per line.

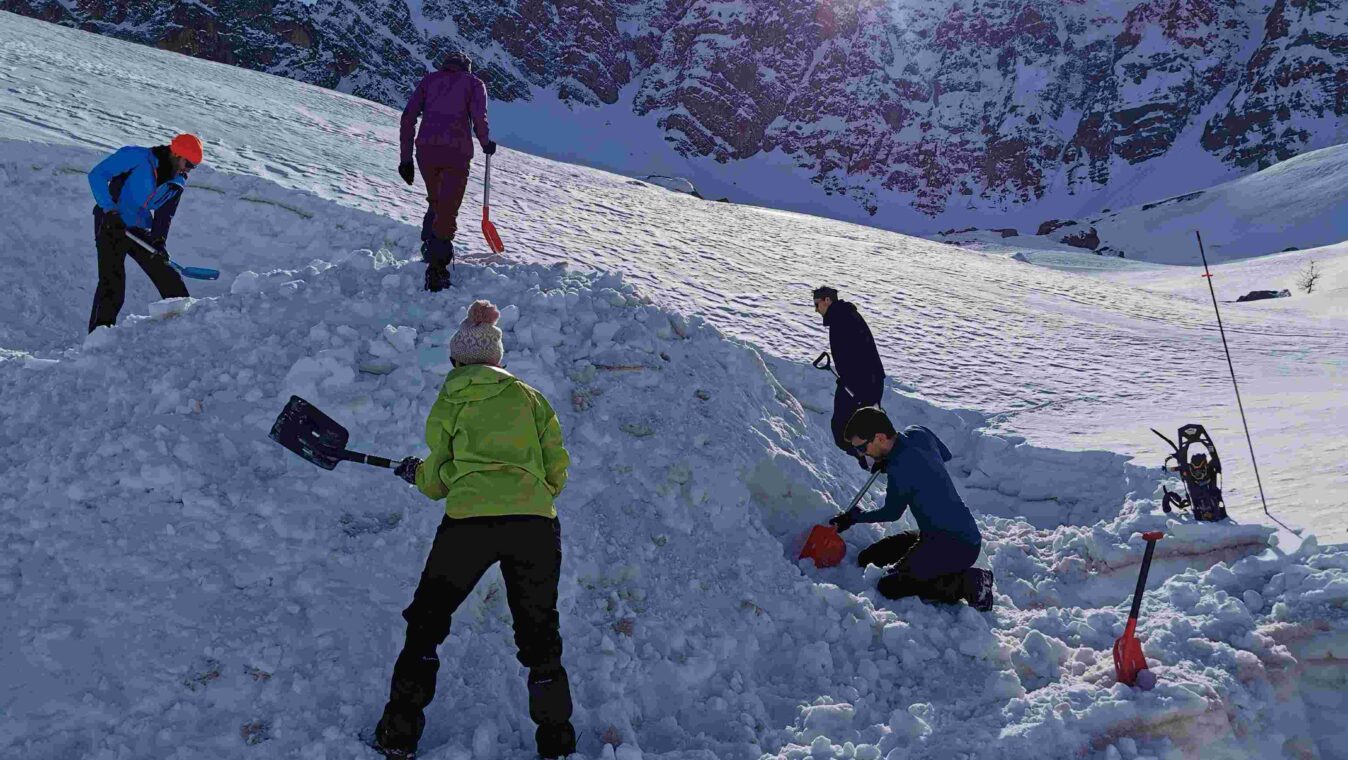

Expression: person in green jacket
xmin=373 ymin=299 xmax=575 ymax=760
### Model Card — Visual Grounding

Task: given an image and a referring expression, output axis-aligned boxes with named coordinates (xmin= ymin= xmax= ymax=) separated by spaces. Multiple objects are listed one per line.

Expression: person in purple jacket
xmin=399 ymin=50 xmax=497 ymax=292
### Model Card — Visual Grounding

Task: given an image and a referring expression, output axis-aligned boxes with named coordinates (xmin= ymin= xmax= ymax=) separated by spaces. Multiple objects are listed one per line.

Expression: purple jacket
xmin=401 ymin=68 xmax=490 ymax=167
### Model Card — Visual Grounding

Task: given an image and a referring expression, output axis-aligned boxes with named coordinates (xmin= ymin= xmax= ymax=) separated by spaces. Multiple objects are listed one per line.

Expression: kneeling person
xmin=830 ymin=407 xmax=993 ymax=611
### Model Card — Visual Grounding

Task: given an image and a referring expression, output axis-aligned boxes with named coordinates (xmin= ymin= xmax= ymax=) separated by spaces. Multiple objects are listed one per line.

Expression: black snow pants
xmin=88 ymin=210 xmax=188 ymax=332
xmin=830 ymin=380 xmax=883 ymax=454
xmin=376 ymin=515 xmax=575 ymax=758
xmin=859 ymin=531 xmax=980 ymax=602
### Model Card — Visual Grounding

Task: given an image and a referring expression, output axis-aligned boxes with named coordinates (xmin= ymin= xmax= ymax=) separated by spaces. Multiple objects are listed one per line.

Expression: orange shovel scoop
xmin=799 ymin=469 xmax=882 ymax=569
xmin=799 ymin=525 xmax=847 ymax=568
xmin=1114 ymin=531 xmax=1164 ymax=685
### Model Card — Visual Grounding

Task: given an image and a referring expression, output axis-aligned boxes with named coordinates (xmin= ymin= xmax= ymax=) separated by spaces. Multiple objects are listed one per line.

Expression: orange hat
xmin=170 ymin=133 xmax=204 ymax=164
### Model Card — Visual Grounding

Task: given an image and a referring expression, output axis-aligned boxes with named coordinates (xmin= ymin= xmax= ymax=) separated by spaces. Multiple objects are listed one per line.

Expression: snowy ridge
xmin=2 ymin=244 xmax=1347 ymax=760
xmin=978 ymin=142 xmax=1348 ymax=265
xmin=4 ymin=2 xmax=1347 ymax=234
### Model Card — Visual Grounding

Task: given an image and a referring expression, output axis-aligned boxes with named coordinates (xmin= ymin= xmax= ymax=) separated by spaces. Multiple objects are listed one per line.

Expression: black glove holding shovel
xmin=394 ymin=456 xmax=422 ymax=485
xmin=829 ymin=507 xmax=862 ymax=533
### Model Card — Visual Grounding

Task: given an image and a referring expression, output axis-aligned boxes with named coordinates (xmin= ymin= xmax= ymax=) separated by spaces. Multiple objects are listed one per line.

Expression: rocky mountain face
xmin=6 ymin=0 xmax=1343 ymax=232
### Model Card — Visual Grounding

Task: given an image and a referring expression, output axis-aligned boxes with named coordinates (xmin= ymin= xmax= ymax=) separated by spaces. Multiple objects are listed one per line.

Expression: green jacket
xmin=415 ymin=364 xmax=569 ymax=518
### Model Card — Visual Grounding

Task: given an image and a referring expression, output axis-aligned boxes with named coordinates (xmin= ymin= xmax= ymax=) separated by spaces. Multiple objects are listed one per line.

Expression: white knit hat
xmin=449 ymin=299 xmax=504 ymax=366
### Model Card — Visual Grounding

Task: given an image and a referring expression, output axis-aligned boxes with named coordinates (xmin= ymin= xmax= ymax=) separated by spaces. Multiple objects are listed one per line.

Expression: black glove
xmin=854 ymin=453 xmax=871 ymax=471
xmin=829 ymin=507 xmax=862 ymax=533
xmin=870 ymin=456 xmax=888 ymax=474
xmin=101 ymin=210 xmax=126 ymax=237
xmin=483 ymin=140 xmax=497 ymax=156
xmin=398 ymin=161 xmax=416 ymax=186
xmin=145 ymin=233 xmax=170 ymax=263
xmin=394 ymin=456 xmax=422 ymax=484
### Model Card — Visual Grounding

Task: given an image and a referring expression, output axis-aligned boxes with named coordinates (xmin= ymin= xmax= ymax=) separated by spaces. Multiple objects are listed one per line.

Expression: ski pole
xmin=1195 ymin=230 xmax=1269 ymax=516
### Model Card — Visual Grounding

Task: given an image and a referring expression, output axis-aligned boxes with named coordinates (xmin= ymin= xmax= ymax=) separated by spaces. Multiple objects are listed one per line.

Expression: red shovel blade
xmin=799 ymin=525 xmax=847 ymax=568
xmin=1113 ymin=619 xmax=1148 ymax=685
xmin=482 ymin=208 xmax=505 ymax=254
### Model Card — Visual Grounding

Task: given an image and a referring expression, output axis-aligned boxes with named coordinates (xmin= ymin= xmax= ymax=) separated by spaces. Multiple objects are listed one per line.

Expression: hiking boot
xmin=535 ymin=722 xmax=576 ymax=759
xmin=367 ymin=729 xmax=416 ymax=759
xmin=424 ymin=263 xmax=451 ymax=292
xmin=963 ymin=568 xmax=995 ymax=612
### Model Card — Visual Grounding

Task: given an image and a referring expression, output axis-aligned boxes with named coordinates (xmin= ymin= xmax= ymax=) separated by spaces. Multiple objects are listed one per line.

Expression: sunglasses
xmin=850 ymin=437 xmax=873 ymax=456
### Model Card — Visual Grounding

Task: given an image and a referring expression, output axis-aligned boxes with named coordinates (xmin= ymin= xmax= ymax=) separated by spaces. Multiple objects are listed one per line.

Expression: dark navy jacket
xmin=855 ymin=426 xmax=982 ymax=547
xmin=88 ymin=146 xmax=187 ymax=243
xmin=823 ymin=299 xmax=885 ymax=399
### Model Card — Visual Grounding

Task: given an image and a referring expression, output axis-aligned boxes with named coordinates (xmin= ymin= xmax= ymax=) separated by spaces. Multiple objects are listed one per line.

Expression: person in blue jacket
xmin=830 ymin=407 xmax=994 ymax=611
xmin=813 ymin=287 xmax=885 ymax=469
xmin=86 ymin=133 xmax=204 ymax=332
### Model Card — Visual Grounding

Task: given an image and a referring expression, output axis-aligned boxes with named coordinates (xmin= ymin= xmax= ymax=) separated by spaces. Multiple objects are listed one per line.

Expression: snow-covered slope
xmin=3 ymin=17 xmax=1348 ymax=760
xmin=1101 ymin=239 xmax=1348 ymax=318
xmin=998 ymin=142 xmax=1348 ymax=264
xmin=4 ymin=230 xmax=1348 ymax=760
xmin=1 ymin=9 xmax=1345 ymax=538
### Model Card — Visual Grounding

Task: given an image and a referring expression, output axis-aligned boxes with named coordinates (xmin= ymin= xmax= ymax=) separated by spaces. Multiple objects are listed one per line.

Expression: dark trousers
xmin=418 ymin=163 xmax=471 ymax=244
xmin=859 ymin=531 xmax=980 ymax=601
xmin=830 ymin=382 xmax=882 ymax=452
xmin=88 ymin=213 xmax=188 ymax=333
xmin=376 ymin=515 xmax=575 ymax=757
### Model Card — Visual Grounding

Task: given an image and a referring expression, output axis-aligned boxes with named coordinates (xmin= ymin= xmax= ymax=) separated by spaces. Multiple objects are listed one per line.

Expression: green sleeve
xmin=534 ymin=392 xmax=570 ymax=497
xmin=415 ymin=399 xmax=453 ymax=500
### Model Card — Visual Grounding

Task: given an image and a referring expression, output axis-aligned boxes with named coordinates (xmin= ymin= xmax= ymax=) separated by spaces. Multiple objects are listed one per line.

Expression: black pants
xmin=88 ymin=213 xmax=188 ymax=332
xmin=859 ymin=531 xmax=980 ymax=602
xmin=376 ymin=515 xmax=575 ymax=757
xmin=830 ymin=382 xmax=882 ymax=453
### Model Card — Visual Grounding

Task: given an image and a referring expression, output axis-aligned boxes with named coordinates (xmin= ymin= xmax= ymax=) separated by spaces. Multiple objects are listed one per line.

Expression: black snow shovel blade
xmin=269 ymin=396 xmax=395 ymax=470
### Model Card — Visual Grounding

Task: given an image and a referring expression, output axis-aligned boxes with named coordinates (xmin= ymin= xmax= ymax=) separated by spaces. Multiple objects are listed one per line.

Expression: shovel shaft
xmin=846 ymin=470 xmax=883 ymax=512
xmin=484 ymin=153 xmax=492 ymax=209
xmin=1128 ymin=537 xmax=1160 ymax=620
xmin=338 ymin=449 xmax=395 ymax=469
xmin=812 ymin=351 xmax=855 ymax=398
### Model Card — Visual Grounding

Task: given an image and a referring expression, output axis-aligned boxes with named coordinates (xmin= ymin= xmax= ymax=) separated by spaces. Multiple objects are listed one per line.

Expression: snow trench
xmin=2 ymin=246 xmax=1346 ymax=760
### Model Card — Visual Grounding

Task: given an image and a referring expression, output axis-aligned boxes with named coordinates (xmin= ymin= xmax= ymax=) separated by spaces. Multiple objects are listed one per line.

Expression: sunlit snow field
xmin=1 ymin=12 xmax=1346 ymax=760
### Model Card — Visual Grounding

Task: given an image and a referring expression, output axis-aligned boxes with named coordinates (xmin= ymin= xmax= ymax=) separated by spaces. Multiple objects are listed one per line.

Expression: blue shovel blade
xmin=170 ymin=261 xmax=220 ymax=280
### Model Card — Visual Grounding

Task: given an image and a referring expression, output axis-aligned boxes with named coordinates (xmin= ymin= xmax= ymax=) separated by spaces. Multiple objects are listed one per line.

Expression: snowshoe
xmin=963 ymin=568 xmax=995 ymax=612
xmin=1151 ymin=424 xmax=1227 ymax=522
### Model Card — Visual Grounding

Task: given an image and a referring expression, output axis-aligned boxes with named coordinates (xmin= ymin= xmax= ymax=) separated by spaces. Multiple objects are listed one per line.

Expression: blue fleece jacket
xmin=855 ymin=425 xmax=981 ymax=547
xmin=88 ymin=146 xmax=187 ymax=240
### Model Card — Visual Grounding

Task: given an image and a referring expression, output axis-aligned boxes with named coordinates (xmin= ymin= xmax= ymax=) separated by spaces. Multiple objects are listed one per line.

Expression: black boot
xmin=963 ymin=568 xmax=995 ymax=611
xmin=421 ymin=237 xmax=453 ymax=292
xmin=528 ymin=667 xmax=576 ymax=758
xmin=424 ymin=263 xmax=451 ymax=292
xmin=536 ymin=722 xmax=576 ymax=759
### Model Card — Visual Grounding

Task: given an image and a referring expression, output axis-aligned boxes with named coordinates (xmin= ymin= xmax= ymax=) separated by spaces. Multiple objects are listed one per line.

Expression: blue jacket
xmin=823 ymin=300 xmax=885 ymax=400
xmin=88 ymin=146 xmax=187 ymax=241
xmin=855 ymin=426 xmax=981 ymax=547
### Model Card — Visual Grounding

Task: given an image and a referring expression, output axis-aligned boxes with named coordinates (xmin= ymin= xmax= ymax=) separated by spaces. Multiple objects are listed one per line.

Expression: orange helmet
xmin=170 ymin=133 xmax=204 ymax=165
